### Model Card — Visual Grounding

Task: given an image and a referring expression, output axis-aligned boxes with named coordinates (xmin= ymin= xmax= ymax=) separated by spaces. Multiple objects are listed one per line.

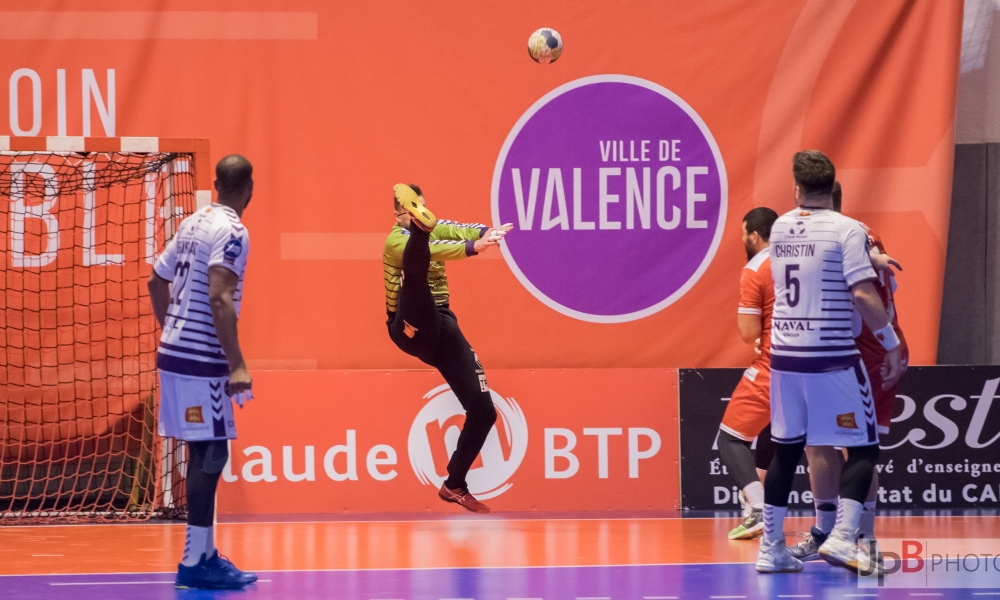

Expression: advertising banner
xmin=679 ymin=366 xmax=1000 ymax=511
xmin=217 ymin=368 xmax=679 ymax=515
xmin=0 ymin=1 xmax=962 ymax=374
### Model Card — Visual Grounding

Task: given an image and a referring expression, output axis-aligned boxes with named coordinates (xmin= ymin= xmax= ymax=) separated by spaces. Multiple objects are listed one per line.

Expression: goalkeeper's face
xmin=395 ymin=201 xmax=410 ymax=228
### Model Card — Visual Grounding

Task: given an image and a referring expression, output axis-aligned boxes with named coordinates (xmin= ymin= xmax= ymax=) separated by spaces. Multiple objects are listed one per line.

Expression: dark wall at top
xmin=939 ymin=143 xmax=1000 ymax=364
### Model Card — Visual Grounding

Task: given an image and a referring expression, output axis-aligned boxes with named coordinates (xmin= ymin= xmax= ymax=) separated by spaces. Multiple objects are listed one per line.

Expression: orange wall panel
xmin=216 ymin=368 xmax=680 ymax=515
xmin=0 ymin=1 xmax=962 ymax=373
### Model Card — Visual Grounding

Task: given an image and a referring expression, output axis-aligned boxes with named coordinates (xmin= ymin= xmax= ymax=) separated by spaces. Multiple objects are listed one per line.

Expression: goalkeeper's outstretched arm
xmin=432 ymin=221 xmax=488 ymax=241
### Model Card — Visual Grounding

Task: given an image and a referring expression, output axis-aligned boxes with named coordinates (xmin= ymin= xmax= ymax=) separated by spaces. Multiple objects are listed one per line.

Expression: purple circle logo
xmin=492 ymin=75 xmax=728 ymax=323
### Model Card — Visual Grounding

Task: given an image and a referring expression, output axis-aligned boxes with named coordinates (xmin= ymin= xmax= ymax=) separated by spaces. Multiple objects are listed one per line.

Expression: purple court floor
xmin=4 ymin=563 xmax=999 ymax=600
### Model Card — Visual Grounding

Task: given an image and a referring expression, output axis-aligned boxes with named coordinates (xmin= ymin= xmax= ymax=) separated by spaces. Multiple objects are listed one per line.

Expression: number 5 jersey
xmin=768 ymin=208 xmax=877 ymax=373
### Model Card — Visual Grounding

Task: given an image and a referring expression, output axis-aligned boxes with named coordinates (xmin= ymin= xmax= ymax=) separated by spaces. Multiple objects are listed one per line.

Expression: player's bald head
xmin=215 ymin=154 xmax=253 ymax=197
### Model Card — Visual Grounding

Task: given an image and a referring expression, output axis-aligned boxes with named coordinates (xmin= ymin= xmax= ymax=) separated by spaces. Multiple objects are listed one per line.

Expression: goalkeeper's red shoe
xmin=439 ymin=483 xmax=491 ymax=514
xmin=394 ymin=183 xmax=437 ymax=232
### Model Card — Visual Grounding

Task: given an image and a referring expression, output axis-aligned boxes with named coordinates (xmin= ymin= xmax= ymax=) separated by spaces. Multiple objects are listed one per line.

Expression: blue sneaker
xmin=207 ymin=551 xmax=258 ymax=585
xmin=175 ymin=551 xmax=257 ymax=590
xmin=789 ymin=526 xmax=828 ymax=562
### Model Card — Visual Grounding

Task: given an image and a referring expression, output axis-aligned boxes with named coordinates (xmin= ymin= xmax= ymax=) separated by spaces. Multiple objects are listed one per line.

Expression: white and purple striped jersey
xmin=153 ymin=204 xmax=249 ymax=378
xmin=768 ymin=207 xmax=876 ymax=373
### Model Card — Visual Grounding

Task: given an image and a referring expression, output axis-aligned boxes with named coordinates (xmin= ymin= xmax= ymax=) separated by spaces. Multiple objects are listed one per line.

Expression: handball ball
xmin=527 ymin=28 xmax=563 ymax=64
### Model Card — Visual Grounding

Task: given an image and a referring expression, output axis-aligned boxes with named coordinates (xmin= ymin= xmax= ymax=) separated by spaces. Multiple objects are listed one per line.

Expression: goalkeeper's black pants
xmin=386 ymin=223 xmax=497 ymax=491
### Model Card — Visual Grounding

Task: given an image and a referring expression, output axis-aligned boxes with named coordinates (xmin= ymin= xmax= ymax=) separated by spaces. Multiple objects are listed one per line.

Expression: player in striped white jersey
xmin=756 ymin=151 xmax=902 ymax=575
xmin=147 ymin=155 xmax=256 ymax=590
xmin=788 ymin=181 xmax=908 ymax=570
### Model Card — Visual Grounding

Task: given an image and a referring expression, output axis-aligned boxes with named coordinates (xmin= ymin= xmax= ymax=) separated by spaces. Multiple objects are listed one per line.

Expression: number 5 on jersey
xmin=785 ymin=264 xmax=800 ymax=307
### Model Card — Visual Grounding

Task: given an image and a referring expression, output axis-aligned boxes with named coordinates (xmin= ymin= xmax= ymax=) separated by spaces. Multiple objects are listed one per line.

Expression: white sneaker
xmin=756 ymin=536 xmax=804 ymax=573
xmin=856 ymin=536 xmax=884 ymax=576
xmin=818 ymin=525 xmax=863 ymax=572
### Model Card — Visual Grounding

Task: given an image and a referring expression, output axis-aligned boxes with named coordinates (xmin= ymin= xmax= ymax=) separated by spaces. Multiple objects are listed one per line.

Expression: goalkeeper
xmin=385 ymin=184 xmax=512 ymax=513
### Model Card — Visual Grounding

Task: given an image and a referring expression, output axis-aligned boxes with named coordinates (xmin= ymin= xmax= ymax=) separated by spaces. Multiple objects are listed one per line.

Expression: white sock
xmin=859 ymin=500 xmax=877 ymax=537
xmin=763 ymin=504 xmax=787 ymax=542
xmin=838 ymin=498 xmax=864 ymax=531
xmin=743 ymin=481 xmax=765 ymax=510
xmin=182 ymin=525 xmax=210 ymax=567
xmin=814 ymin=497 xmax=839 ymax=534
xmin=205 ymin=525 xmax=216 ymax=558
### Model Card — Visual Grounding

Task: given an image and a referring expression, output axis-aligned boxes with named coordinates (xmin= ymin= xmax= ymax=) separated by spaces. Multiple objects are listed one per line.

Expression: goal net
xmin=1 ymin=145 xmax=202 ymax=522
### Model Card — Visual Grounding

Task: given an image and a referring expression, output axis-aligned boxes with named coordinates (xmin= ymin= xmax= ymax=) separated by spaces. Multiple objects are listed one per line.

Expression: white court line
xmin=51 ymin=580 xmax=271 ymax=586
xmin=51 ymin=581 xmax=174 ymax=586
xmin=7 ymin=513 xmax=998 ymax=529
xmin=973 ymin=594 xmax=1000 ymax=596
xmin=1 ymin=561 xmax=756 ymax=578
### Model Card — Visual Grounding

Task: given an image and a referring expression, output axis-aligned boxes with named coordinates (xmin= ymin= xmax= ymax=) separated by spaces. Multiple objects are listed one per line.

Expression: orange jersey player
xmin=718 ymin=207 xmax=779 ymax=540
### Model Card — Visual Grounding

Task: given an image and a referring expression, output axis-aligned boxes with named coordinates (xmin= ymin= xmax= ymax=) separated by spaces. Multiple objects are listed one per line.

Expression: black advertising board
xmin=679 ymin=366 xmax=1000 ymax=510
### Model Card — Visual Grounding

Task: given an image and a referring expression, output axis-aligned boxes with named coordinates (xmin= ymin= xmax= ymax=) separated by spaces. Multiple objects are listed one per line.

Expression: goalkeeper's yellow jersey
xmin=383 ymin=220 xmax=487 ymax=313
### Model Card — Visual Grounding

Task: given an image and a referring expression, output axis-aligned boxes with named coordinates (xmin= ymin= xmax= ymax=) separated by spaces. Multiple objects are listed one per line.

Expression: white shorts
xmin=770 ymin=360 xmax=879 ymax=447
xmin=158 ymin=370 xmax=237 ymax=441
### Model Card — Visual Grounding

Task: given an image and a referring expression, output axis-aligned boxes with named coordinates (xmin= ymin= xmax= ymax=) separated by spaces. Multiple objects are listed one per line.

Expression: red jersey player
xmin=855 ymin=221 xmax=909 ymax=437
xmin=719 ymin=207 xmax=779 ymax=540
xmin=845 ymin=186 xmax=908 ymax=554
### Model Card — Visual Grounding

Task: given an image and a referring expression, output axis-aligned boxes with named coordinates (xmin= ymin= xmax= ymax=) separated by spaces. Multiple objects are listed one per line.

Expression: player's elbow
xmin=208 ymin=292 xmax=233 ymax=313
xmin=736 ymin=315 xmax=762 ymax=345
xmin=851 ymin=280 xmax=877 ymax=303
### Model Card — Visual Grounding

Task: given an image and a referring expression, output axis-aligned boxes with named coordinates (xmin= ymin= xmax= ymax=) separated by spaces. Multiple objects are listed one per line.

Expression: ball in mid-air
xmin=527 ymin=28 xmax=563 ymax=64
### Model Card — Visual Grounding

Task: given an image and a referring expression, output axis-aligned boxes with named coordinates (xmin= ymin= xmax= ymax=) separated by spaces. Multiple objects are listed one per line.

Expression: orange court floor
xmin=1 ymin=513 xmax=998 ymax=599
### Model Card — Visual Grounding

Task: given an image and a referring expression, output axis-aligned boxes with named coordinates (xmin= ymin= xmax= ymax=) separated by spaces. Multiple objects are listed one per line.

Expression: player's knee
xmin=754 ymin=425 xmax=775 ymax=471
xmin=772 ymin=440 xmax=805 ymax=469
xmin=470 ymin=400 xmax=497 ymax=427
xmin=845 ymin=444 xmax=879 ymax=469
xmin=186 ymin=440 xmax=208 ymax=470
xmin=483 ymin=402 xmax=498 ymax=426
xmin=202 ymin=440 xmax=230 ymax=475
